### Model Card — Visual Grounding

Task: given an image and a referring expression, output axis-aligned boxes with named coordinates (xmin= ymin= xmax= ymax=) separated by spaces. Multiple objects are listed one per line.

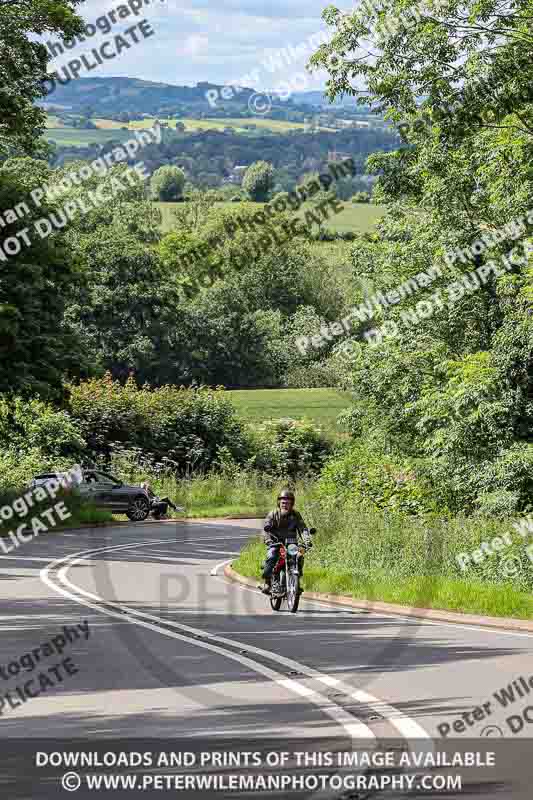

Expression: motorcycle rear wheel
xmin=287 ymin=573 xmax=300 ymax=613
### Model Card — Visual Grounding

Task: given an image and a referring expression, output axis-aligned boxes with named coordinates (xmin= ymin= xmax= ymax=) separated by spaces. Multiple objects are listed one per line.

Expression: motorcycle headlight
xmin=287 ymin=543 xmax=299 ymax=556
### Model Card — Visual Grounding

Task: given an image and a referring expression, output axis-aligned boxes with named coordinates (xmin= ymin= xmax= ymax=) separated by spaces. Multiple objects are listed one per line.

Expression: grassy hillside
xmin=226 ymin=388 xmax=352 ymax=431
xmin=157 ymin=200 xmax=384 ymax=234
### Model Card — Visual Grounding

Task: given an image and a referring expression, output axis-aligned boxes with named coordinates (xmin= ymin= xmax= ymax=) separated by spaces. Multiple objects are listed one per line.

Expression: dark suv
xmin=77 ymin=470 xmax=151 ymax=521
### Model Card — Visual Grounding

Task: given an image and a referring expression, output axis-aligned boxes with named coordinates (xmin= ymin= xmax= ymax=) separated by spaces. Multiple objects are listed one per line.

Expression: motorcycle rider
xmin=261 ymin=488 xmax=309 ymax=594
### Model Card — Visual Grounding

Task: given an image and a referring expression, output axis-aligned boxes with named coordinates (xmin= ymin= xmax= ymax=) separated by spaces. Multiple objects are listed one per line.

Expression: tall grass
xmin=110 ymin=460 xmax=312 ymax=519
xmin=232 ymin=491 xmax=533 ymax=619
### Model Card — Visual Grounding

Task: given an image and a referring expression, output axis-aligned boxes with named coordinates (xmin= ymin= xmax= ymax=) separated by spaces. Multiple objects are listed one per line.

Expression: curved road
xmin=1 ymin=519 xmax=532 ymax=797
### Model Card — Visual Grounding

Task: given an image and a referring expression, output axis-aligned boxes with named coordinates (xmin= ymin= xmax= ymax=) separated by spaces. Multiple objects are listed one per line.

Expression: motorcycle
xmin=268 ymin=528 xmax=316 ymax=614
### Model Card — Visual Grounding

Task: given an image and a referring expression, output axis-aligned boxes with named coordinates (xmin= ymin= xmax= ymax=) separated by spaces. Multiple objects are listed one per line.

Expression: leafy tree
xmin=150 ymin=165 xmax=185 ymax=201
xmin=308 ymin=0 xmax=533 ymax=513
xmin=66 ymin=223 xmax=183 ymax=384
xmin=0 ymin=159 xmax=84 ymax=399
xmin=0 ymin=0 xmax=84 ymax=155
xmin=310 ymin=1 xmax=533 ymax=147
xmin=242 ymin=160 xmax=274 ymax=202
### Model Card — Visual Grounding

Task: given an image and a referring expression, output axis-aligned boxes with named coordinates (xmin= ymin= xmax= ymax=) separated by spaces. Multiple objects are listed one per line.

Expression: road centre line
xmin=211 ymin=562 xmax=430 ymax=741
xmin=46 ymin=538 xmax=431 ymax=741
xmin=41 ymin=539 xmax=375 ymax=741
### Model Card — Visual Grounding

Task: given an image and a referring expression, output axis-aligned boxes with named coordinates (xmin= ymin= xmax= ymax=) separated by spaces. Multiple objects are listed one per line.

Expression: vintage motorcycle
xmin=268 ymin=528 xmax=316 ymax=613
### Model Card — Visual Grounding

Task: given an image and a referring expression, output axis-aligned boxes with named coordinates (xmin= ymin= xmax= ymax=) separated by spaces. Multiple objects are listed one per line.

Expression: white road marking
xmin=211 ymin=557 xmax=233 ymax=577
xmin=210 ymin=564 xmax=431 ymax=741
xmin=134 ymin=554 xmax=201 ymax=564
xmin=215 ymin=559 xmax=533 ymax=640
xmin=0 ymin=556 xmax=67 ymax=562
xmin=41 ymin=540 xmax=375 ymax=742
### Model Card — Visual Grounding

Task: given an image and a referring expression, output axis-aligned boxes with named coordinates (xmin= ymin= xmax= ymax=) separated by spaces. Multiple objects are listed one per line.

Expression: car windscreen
xmin=96 ymin=473 xmax=121 ymax=485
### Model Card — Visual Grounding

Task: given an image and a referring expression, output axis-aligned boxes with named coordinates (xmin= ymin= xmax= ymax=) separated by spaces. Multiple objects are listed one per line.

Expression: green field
xmin=157 ymin=200 xmax=384 ymax=234
xmin=44 ymin=115 xmax=66 ymax=128
xmin=124 ymin=117 xmax=334 ymax=134
xmin=226 ymin=388 xmax=352 ymax=429
xmin=43 ymin=127 xmax=133 ymax=146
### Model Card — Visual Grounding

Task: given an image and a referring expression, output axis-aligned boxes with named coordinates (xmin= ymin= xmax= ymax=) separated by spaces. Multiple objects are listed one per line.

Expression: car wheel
xmin=126 ymin=495 xmax=150 ymax=522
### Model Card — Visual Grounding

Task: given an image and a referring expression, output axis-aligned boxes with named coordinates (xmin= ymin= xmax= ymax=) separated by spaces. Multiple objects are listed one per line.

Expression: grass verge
xmin=232 ymin=537 xmax=533 ymax=620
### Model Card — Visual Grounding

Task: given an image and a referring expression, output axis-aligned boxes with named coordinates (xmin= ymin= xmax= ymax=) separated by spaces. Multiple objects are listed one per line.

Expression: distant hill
xmin=291 ymin=91 xmax=374 ymax=111
xmin=41 ymin=77 xmax=257 ymax=114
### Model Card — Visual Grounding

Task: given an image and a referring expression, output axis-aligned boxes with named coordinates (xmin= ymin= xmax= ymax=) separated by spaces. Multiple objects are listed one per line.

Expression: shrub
xmin=68 ymin=374 xmax=249 ymax=473
xmin=283 ymin=362 xmax=342 ymax=388
xmin=248 ymin=418 xmax=332 ymax=478
xmin=336 ymin=231 xmax=357 ymax=241
xmin=0 ymin=397 xmax=85 ymax=460
xmin=311 ymin=227 xmax=337 ymax=241
xmin=0 ymin=448 xmax=57 ymax=493
xmin=473 ymin=490 xmax=521 ymax=518
xmin=316 ymin=441 xmax=441 ymax=515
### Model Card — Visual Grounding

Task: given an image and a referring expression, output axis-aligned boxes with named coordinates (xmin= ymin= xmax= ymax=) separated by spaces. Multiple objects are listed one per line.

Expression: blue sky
xmin=43 ymin=0 xmax=352 ymax=89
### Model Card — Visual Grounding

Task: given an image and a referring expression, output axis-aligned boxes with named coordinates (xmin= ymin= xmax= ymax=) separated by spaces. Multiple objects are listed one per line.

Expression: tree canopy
xmin=0 ymin=0 xmax=84 ymax=155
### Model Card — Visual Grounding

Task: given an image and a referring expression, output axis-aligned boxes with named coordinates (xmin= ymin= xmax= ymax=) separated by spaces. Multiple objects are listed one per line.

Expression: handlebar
xmin=266 ymin=528 xmax=316 ymax=545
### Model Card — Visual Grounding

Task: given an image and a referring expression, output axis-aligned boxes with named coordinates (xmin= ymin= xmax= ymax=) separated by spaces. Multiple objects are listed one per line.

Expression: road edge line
xmin=224 ymin=564 xmax=533 ymax=634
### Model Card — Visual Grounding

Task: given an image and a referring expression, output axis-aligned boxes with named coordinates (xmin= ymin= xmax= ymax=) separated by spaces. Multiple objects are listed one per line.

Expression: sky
xmin=43 ymin=0 xmax=354 ymax=90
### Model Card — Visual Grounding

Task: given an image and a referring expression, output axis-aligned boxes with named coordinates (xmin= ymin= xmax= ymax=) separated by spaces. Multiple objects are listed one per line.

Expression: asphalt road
xmin=1 ymin=520 xmax=533 ymax=798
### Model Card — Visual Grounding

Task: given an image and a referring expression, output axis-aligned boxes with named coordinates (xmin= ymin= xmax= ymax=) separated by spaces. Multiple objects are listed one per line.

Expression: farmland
xmin=156 ymin=200 xmax=384 ymax=235
xmin=43 ymin=114 xmax=336 ymax=145
xmin=226 ymin=388 xmax=352 ymax=439
xmin=43 ymin=127 xmax=133 ymax=146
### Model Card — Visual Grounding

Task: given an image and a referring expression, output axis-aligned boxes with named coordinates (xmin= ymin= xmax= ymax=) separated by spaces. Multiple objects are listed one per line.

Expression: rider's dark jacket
xmin=263 ymin=509 xmax=307 ymax=545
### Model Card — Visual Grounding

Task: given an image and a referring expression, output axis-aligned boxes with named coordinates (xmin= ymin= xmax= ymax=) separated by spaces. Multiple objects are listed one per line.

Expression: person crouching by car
xmin=141 ymin=481 xmax=179 ymax=520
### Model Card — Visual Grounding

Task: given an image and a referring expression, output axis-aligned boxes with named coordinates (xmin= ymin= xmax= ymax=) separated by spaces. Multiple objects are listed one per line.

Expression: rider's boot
xmin=261 ymin=578 xmax=271 ymax=595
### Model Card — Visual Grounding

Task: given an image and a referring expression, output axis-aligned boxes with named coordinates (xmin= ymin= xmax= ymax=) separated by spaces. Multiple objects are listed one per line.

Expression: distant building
xmin=327 ymin=149 xmax=353 ymax=163
xmin=337 ymin=119 xmax=371 ymax=128
xmin=303 ymin=117 xmax=319 ymax=133
xmin=223 ymin=165 xmax=248 ymax=185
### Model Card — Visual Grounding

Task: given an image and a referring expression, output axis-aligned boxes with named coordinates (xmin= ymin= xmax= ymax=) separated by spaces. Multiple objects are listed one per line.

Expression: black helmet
xmin=277 ymin=488 xmax=295 ymax=505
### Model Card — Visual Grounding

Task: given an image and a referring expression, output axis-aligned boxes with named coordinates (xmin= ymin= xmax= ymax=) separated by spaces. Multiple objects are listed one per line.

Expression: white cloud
xmin=39 ymin=0 xmax=352 ymax=86
xmin=178 ymin=34 xmax=209 ymax=56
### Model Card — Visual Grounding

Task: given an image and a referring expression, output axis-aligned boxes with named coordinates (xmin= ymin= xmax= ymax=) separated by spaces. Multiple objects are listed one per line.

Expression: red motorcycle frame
xmin=269 ymin=529 xmax=315 ymax=613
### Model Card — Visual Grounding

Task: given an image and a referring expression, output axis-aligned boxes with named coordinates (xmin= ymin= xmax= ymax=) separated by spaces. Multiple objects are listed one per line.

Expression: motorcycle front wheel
xmin=270 ymin=596 xmax=283 ymax=611
xmin=287 ymin=572 xmax=300 ymax=613
xmin=270 ymin=575 xmax=284 ymax=611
